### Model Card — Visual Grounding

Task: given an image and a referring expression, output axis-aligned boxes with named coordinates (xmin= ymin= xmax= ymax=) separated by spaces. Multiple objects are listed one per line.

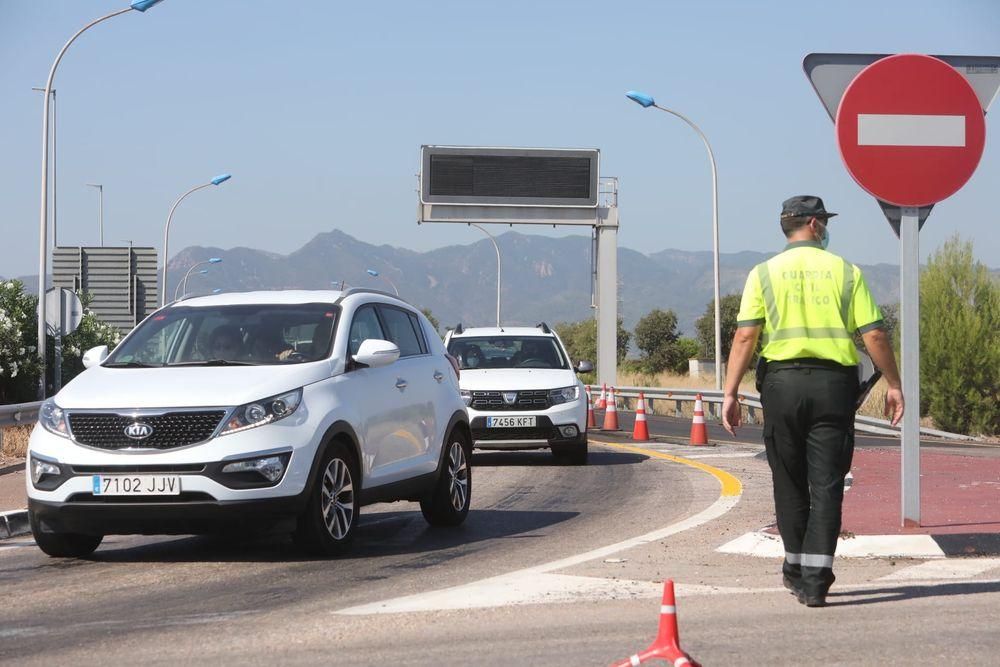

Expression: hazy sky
xmin=2 ymin=0 xmax=998 ymax=279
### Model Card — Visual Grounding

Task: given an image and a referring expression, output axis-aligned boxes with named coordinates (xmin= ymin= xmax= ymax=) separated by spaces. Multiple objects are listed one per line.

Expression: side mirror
xmin=574 ymin=360 xmax=594 ymax=373
xmin=82 ymin=345 xmax=109 ymax=369
xmin=352 ymin=339 xmax=400 ymax=369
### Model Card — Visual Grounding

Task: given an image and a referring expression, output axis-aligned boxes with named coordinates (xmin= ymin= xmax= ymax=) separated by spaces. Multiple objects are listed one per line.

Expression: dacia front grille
xmin=68 ymin=411 xmax=226 ymax=450
xmin=470 ymin=390 xmax=552 ymax=412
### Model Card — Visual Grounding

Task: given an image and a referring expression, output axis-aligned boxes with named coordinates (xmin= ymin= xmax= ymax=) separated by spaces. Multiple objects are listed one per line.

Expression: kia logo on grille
xmin=502 ymin=392 xmax=518 ymax=405
xmin=124 ymin=422 xmax=153 ymax=440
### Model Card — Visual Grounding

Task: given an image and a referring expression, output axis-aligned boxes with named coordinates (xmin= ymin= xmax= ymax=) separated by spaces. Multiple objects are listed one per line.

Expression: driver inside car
xmin=251 ymin=324 xmax=295 ymax=361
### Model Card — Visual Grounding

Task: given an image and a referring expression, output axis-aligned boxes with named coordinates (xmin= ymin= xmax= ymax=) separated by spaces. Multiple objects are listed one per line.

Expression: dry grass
xmin=1 ymin=424 xmax=32 ymax=461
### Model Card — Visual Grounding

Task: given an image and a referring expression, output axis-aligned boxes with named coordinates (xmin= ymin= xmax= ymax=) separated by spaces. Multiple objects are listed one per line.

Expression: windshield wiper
xmin=168 ymin=359 xmax=256 ymax=367
xmin=103 ymin=361 xmax=163 ymax=368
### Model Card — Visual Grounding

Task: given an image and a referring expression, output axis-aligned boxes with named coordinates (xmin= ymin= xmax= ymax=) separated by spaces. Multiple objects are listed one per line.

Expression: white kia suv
xmin=444 ymin=324 xmax=592 ymax=464
xmin=27 ymin=289 xmax=471 ymax=558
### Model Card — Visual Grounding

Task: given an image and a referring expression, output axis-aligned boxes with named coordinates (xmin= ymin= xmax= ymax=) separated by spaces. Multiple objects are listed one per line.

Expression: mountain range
xmin=6 ymin=229 xmax=907 ymax=337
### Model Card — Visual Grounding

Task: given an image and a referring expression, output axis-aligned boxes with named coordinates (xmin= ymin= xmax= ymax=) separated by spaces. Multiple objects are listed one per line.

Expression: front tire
xmin=294 ymin=442 xmax=359 ymax=556
xmin=29 ymin=510 xmax=103 ymax=558
xmin=551 ymin=435 xmax=588 ymax=465
xmin=421 ymin=430 xmax=471 ymax=526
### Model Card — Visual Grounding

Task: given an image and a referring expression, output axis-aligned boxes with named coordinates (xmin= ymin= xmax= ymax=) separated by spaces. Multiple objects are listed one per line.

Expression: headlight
xmin=460 ymin=389 xmax=473 ymax=407
xmin=221 ymin=455 xmax=287 ymax=483
xmin=549 ymin=385 xmax=580 ymax=405
xmin=221 ymin=389 xmax=302 ymax=435
xmin=38 ymin=399 xmax=70 ymax=438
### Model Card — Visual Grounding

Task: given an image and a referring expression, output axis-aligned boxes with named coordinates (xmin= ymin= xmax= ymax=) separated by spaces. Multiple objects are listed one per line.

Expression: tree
xmin=634 ymin=308 xmax=680 ymax=374
xmin=673 ymin=337 xmax=701 ymax=374
xmin=555 ymin=317 xmax=630 ymax=370
xmin=919 ymin=235 xmax=999 ymax=435
xmin=695 ymin=294 xmax=742 ymax=361
xmin=421 ymin=308 xmax=441 ymax=337
xmin=0 ymin=280 xmax=40 ymax=403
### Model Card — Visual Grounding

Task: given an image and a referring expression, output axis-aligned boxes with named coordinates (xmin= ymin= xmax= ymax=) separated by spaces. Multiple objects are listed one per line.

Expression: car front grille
xmin=68 ymin=411 xmax=227 ymax=450
xmin=470 ymin=389 xmax=552 ymax=412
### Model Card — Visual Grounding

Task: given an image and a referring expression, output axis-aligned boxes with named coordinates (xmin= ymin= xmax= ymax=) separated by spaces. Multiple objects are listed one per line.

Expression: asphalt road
xmin=2 ymin=437 xmax=999 ymax=665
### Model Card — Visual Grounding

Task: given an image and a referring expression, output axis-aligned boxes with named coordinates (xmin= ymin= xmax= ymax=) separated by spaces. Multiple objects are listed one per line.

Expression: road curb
xmin=718 ymin=529 xmax=1000 ymax=559
xmin=1 ymin=509 xmax=29 ymax=539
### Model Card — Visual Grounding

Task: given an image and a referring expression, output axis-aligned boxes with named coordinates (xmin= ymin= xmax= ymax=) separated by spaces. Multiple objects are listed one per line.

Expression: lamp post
xmin=468 ymin=223 xmax=502 ymax=327
xmin=366 ymin=268 xmax=399 ymax=296
xmin=175 ymin=257 xmax=221 ymax=300
xmin=32 ymin=88 xmax=58 ymax=247
xmin=35 ymin=0 xmax=165 ymax=398
xmin=161 ymin=174 xmax=231 ymax=306
xmin=626 ymin=90 xmax=722 ymax=390
xmin=85 ymin=183 xmax=104 ymax=246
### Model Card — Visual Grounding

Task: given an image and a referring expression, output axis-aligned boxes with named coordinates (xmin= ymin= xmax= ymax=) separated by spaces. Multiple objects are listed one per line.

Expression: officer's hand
xmin=884 ymin=387 xmax=904 ymax=427
xmin=722 ymin=395 xmax=742 ymax=437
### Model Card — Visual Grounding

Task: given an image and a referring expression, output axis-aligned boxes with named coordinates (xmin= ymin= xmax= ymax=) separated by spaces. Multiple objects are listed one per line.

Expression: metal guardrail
xmin=586 ymin=385 xmax=976 ymax=442
xmin=0 ymin=401 xmax=43 ymax=429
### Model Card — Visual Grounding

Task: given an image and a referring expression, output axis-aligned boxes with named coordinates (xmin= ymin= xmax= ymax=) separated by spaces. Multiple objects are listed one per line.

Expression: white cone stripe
xmin=660 ymin=605 xmax=676 ymax=614
xmin=692 ymin=416 xmax=705 ymax=424
xmin=630 ymin=655 xmax=641 ymax=666
xmin=674 ymin=658 xmax=691 ymax=667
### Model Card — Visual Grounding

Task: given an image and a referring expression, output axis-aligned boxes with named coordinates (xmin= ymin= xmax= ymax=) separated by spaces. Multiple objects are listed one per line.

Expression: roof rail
xmin=334 ymin=287 xmax=405 ymax=305
xmin=536 ymin=321 xmax=551 ymax=334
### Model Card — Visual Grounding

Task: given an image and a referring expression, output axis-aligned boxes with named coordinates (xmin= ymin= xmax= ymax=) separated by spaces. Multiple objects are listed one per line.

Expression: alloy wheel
xmin=447 ymin=441 xmax=469 ymax=511
xmin=321 ymin=457 xmax=355 ymax=540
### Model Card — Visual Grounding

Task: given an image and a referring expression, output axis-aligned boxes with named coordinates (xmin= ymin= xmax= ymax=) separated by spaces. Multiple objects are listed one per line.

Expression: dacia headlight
xmin=460 ymin=389 xmax=473 ymax=407
xmin=38 ymin=399 xmax=70 ymax=438
xmin=221 ymin=388 xmax=302 ymax=435
xmin=549 ymin=385 xmax=580 ymax=405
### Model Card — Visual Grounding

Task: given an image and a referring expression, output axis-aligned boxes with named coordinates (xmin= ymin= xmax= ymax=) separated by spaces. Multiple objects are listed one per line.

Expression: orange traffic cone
xmin=586 ymin=386 xmax=596 ymax=429
xmin=609 ymin=580 xmax=700 ymax=667
xmin=596 ymin=383 xmax=607 ymax=410
xmin=632 ymin=392 xmax=650 ymax=441
xmin=602 ymin=386 xmax=620 ymax=431
xmin=689 ymin=393 xmax=708 ymax=446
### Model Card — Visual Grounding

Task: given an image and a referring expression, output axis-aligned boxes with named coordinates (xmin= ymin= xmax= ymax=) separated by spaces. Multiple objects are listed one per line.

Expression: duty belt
xmin=766 ymin=357 xmax=855 ymax=372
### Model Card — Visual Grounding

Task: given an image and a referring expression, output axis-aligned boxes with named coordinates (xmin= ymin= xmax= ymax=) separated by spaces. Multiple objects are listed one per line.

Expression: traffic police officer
xmin=722 ymin=195 xmax=905 ymax=607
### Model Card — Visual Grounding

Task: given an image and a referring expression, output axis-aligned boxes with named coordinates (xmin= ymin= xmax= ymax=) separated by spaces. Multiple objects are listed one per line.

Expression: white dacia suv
xmin=444 ymin=323 xmax=592 ymax=464
xmin=27 ymin=289 xmax=471 ymax=558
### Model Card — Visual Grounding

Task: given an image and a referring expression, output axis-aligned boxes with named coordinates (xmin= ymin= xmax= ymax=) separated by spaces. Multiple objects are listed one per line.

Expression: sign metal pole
xmin=900 ymin=207 xmax=921 ymax=526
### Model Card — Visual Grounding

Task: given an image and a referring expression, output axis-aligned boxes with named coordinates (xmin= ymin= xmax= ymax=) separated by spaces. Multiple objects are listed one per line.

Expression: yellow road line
xmin=591 ymin=439 xmax=743 ymax=498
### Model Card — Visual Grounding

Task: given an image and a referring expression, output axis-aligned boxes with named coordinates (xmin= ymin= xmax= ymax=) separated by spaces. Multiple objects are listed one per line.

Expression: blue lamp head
xmin=130 ymin=0 xmax=165 ymax=12
xmin=212 ymin=288 xmax=222 ymax=294
xmin=626 ymin=91 xmax=656 ymax=108
xmin=211 ymin=173 xmax=232 ymax=186
xmin=198 ymin=269 xmax=209 ymax=275
xmin=366 ymin=269 xmax=379 ymax=277
xmin=208 ymin=257 xmax=222 ymax=264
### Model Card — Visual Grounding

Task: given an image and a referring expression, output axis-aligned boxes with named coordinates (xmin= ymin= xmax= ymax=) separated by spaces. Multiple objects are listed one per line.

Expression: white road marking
xmin=876 ymin=558 xmax=1000 ymax=582
xmin=857 ymin=113 xmax=966 ymax=147
xmin=682 ymin=453 xmax=759 ymax=459
xmin=718 ymin=530 xmax=946 ymax=559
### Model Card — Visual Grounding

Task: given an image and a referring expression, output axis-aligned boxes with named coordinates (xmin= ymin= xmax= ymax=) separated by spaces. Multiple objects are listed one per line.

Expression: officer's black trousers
xmin=760 ymin=363 xmax=857 ymax=597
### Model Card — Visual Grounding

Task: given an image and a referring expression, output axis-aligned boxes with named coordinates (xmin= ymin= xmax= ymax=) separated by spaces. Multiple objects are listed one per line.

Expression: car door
xmin=346 ymin=303 xmax=412 ymax=487
xmin=374 ymin=305 xmax=440 ymax=476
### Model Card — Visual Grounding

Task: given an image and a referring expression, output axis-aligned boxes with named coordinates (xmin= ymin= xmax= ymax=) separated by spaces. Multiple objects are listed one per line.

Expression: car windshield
xmin=105 ymin=303 xmax=339 ymax=367
xmin=447 ymin=336 xmax=567 ymax=370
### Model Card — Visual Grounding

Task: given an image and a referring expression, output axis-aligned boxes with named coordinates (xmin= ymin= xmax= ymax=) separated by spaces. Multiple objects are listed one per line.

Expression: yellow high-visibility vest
xmin=736 ymin=240 xmax=883 ymax=366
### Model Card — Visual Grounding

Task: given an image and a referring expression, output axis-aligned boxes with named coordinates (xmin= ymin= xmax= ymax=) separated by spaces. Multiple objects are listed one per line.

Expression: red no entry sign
xmin=836 ymin=54 xmax=986 ymax=207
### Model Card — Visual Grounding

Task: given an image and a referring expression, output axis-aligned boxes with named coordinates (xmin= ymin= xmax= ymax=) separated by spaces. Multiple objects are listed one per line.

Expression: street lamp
xmin=32 ymin=88 xmax=58 ymax=248
xmin=161 ymin=174 xmax=231 ymax=306
xmin=366 ymin=268 xmax=399 ymax=296
xmin=626 ymin=90 xmax=722 ymax=390
xmin=85 ymin=183 xmax=104 ymax=246
xmin=175 ymin=257 xmax=221 ymax=300
xmin=467 ymin=223 xmax=502 ymax=327
xmin=35 ymin=0 xmax=165 ymax=398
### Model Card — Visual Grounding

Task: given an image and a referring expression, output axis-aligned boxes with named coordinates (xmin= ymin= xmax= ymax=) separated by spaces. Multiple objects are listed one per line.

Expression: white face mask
xmin=814 ymin=220 xmax=830 ymax=249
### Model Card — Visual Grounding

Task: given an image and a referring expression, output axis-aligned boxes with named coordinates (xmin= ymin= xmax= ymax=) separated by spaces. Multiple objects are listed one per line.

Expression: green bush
xmin=919 ymin=236 xmax=999 ymax=435
xmin=0 ymin=280 xmax=41 ymax=403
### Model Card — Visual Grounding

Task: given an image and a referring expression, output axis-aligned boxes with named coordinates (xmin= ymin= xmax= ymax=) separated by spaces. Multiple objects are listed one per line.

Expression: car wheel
xmin=29 ymin=510 xmax=103 ymax=558
xmin=420 ymin=430 xmax=471 ymax=527
xmin=294 ymin=442 xmax=359 ymax=556
xmin=551 ymin=435 xmax=588 ymax=465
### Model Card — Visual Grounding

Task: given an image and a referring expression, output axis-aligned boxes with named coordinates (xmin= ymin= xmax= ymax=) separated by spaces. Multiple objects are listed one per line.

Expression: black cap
xmin=780 ymin=195 xmax=838 ymax=221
